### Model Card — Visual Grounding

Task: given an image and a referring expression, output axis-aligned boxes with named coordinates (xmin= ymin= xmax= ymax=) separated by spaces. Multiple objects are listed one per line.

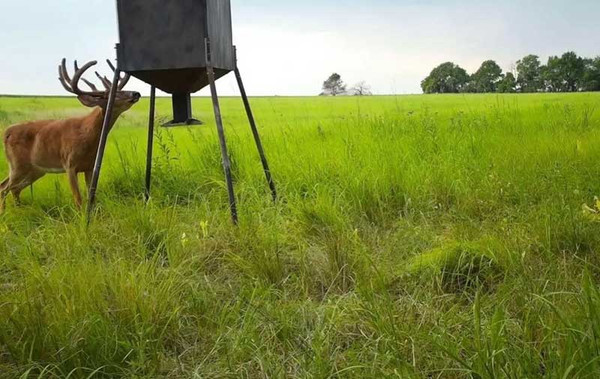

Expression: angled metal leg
xmin=234 ymin=49 xmax=277 ymax=202
xmin=145 ymin=86 xmax=156 ymax=202
xmin=206 ymin=38 xmax=238 ymax=225
xmin=86 ymin=68 xmax=121 ymax=224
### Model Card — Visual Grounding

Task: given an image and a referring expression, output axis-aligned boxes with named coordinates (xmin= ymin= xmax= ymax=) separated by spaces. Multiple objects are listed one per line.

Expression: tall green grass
xmin=0 ymin=93 xmax=599 ymax=377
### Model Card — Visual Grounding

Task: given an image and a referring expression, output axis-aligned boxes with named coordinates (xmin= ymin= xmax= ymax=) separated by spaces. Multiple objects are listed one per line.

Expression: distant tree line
xmin=421 ymin=52 xmax=600 ymax=94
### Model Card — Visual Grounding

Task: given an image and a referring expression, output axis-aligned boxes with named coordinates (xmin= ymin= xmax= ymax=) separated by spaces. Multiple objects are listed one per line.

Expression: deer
xmin=0 ymin=59 xmax=140 ymax=212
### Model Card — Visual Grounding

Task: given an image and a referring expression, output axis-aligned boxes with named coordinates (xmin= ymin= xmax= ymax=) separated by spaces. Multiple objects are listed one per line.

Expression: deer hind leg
xmin=67 ymin=169 xmax=83 ymax=209
xmin=84 ymin=171 xmax=93 ymax=191
xmin=7 ymin=177 xmax=26 ymax=207
xmin=5 ymin=171 xmax=44 ymax=208
xmin=0 ymin=178 xmax=9 ymax=213
xmin=12 ymin=188 xmax=22 ymax=206
xmin=11 ymin=183 xmax=30 ymax=206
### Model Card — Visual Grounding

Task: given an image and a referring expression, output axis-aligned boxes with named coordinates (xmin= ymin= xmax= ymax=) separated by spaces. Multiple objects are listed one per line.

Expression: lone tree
xmin=472 ymin=60 xmax=504 ymax=93
xmin=516 ymin=55 xmax=543 ymax=92
xmin=351 ymin=81 xmax=372 ymax=96
xmin=421 ymin=62 xmax=470 ymax=93
xmin=322 ymin=73 xmax=346 ymax=96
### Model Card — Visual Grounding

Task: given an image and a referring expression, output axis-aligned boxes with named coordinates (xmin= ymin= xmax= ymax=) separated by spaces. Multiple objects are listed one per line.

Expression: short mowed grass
xmin=1 ymin=93 xmax=600 ymax=378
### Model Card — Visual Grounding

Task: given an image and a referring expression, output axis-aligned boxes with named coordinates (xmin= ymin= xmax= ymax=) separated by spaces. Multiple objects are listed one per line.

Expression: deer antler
xmin=106 ymin=59 xmax=131 ymax=91
xmin=81 ymin=78 xmax=99 ymax=92
xmin=58 ymin=59 xmax=131 ymax=95
xmin=95 ymin=71 xmax=112 ymax=90
xmin=59 ymin=59 xmax=103 ymax=96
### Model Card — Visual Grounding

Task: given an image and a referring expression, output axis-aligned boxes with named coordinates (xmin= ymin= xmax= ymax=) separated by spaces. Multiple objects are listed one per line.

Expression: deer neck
xmin=85 ymin=107 xmax=123 ymax=138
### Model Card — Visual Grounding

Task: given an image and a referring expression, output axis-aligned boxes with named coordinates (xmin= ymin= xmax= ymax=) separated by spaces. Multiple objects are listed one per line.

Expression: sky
xmin=0 ymin=0 xmax=599 ymax=96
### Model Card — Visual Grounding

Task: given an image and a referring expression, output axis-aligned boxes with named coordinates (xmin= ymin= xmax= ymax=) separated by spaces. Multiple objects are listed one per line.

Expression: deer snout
xmin=127 ymin=92 xmax=142 ymax=104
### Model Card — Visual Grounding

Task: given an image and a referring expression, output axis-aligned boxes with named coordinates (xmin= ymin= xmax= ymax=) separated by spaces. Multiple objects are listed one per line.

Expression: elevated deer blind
xmin=87 ymin=0 xmax=277 ymax=225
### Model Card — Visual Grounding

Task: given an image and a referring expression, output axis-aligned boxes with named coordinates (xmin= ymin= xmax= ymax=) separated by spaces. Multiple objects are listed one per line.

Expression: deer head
xmin=58 ymin=59 xmax=140 ymax=114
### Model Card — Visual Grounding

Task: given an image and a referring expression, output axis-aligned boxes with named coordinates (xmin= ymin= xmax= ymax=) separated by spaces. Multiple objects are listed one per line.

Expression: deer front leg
xmin=67 ymin=169 xmax=83 ymax=209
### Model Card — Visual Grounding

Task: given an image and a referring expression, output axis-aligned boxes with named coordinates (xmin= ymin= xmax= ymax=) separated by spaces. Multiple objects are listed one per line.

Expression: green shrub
xmin=408 ymin=240 xmax=505 ymax=293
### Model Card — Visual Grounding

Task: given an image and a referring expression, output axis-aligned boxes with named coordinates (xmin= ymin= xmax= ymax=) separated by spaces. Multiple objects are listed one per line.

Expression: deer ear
xmin=77 ymin=94 xmax=103 ymax=107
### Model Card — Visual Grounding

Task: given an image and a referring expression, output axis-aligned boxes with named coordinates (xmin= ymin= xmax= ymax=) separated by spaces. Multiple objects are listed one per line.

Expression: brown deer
xmin=0 ymin=59 xmax=140 ymax=212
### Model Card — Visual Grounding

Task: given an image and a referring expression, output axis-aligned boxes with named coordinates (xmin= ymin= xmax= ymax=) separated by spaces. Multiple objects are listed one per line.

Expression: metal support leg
xmin=206 ymin=38 xmax=238 ymax=225
xmin=86 ymin=68 xmax=121 ymax=224
xmin=145 ymin=86 xmax=156 ymax=202
xmin=234 ymin=49 xmax=277 ymax=201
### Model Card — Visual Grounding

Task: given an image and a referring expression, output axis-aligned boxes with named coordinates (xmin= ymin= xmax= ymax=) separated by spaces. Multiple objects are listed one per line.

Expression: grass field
xmin=1 ymin=93 xmax=600 ymax=378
